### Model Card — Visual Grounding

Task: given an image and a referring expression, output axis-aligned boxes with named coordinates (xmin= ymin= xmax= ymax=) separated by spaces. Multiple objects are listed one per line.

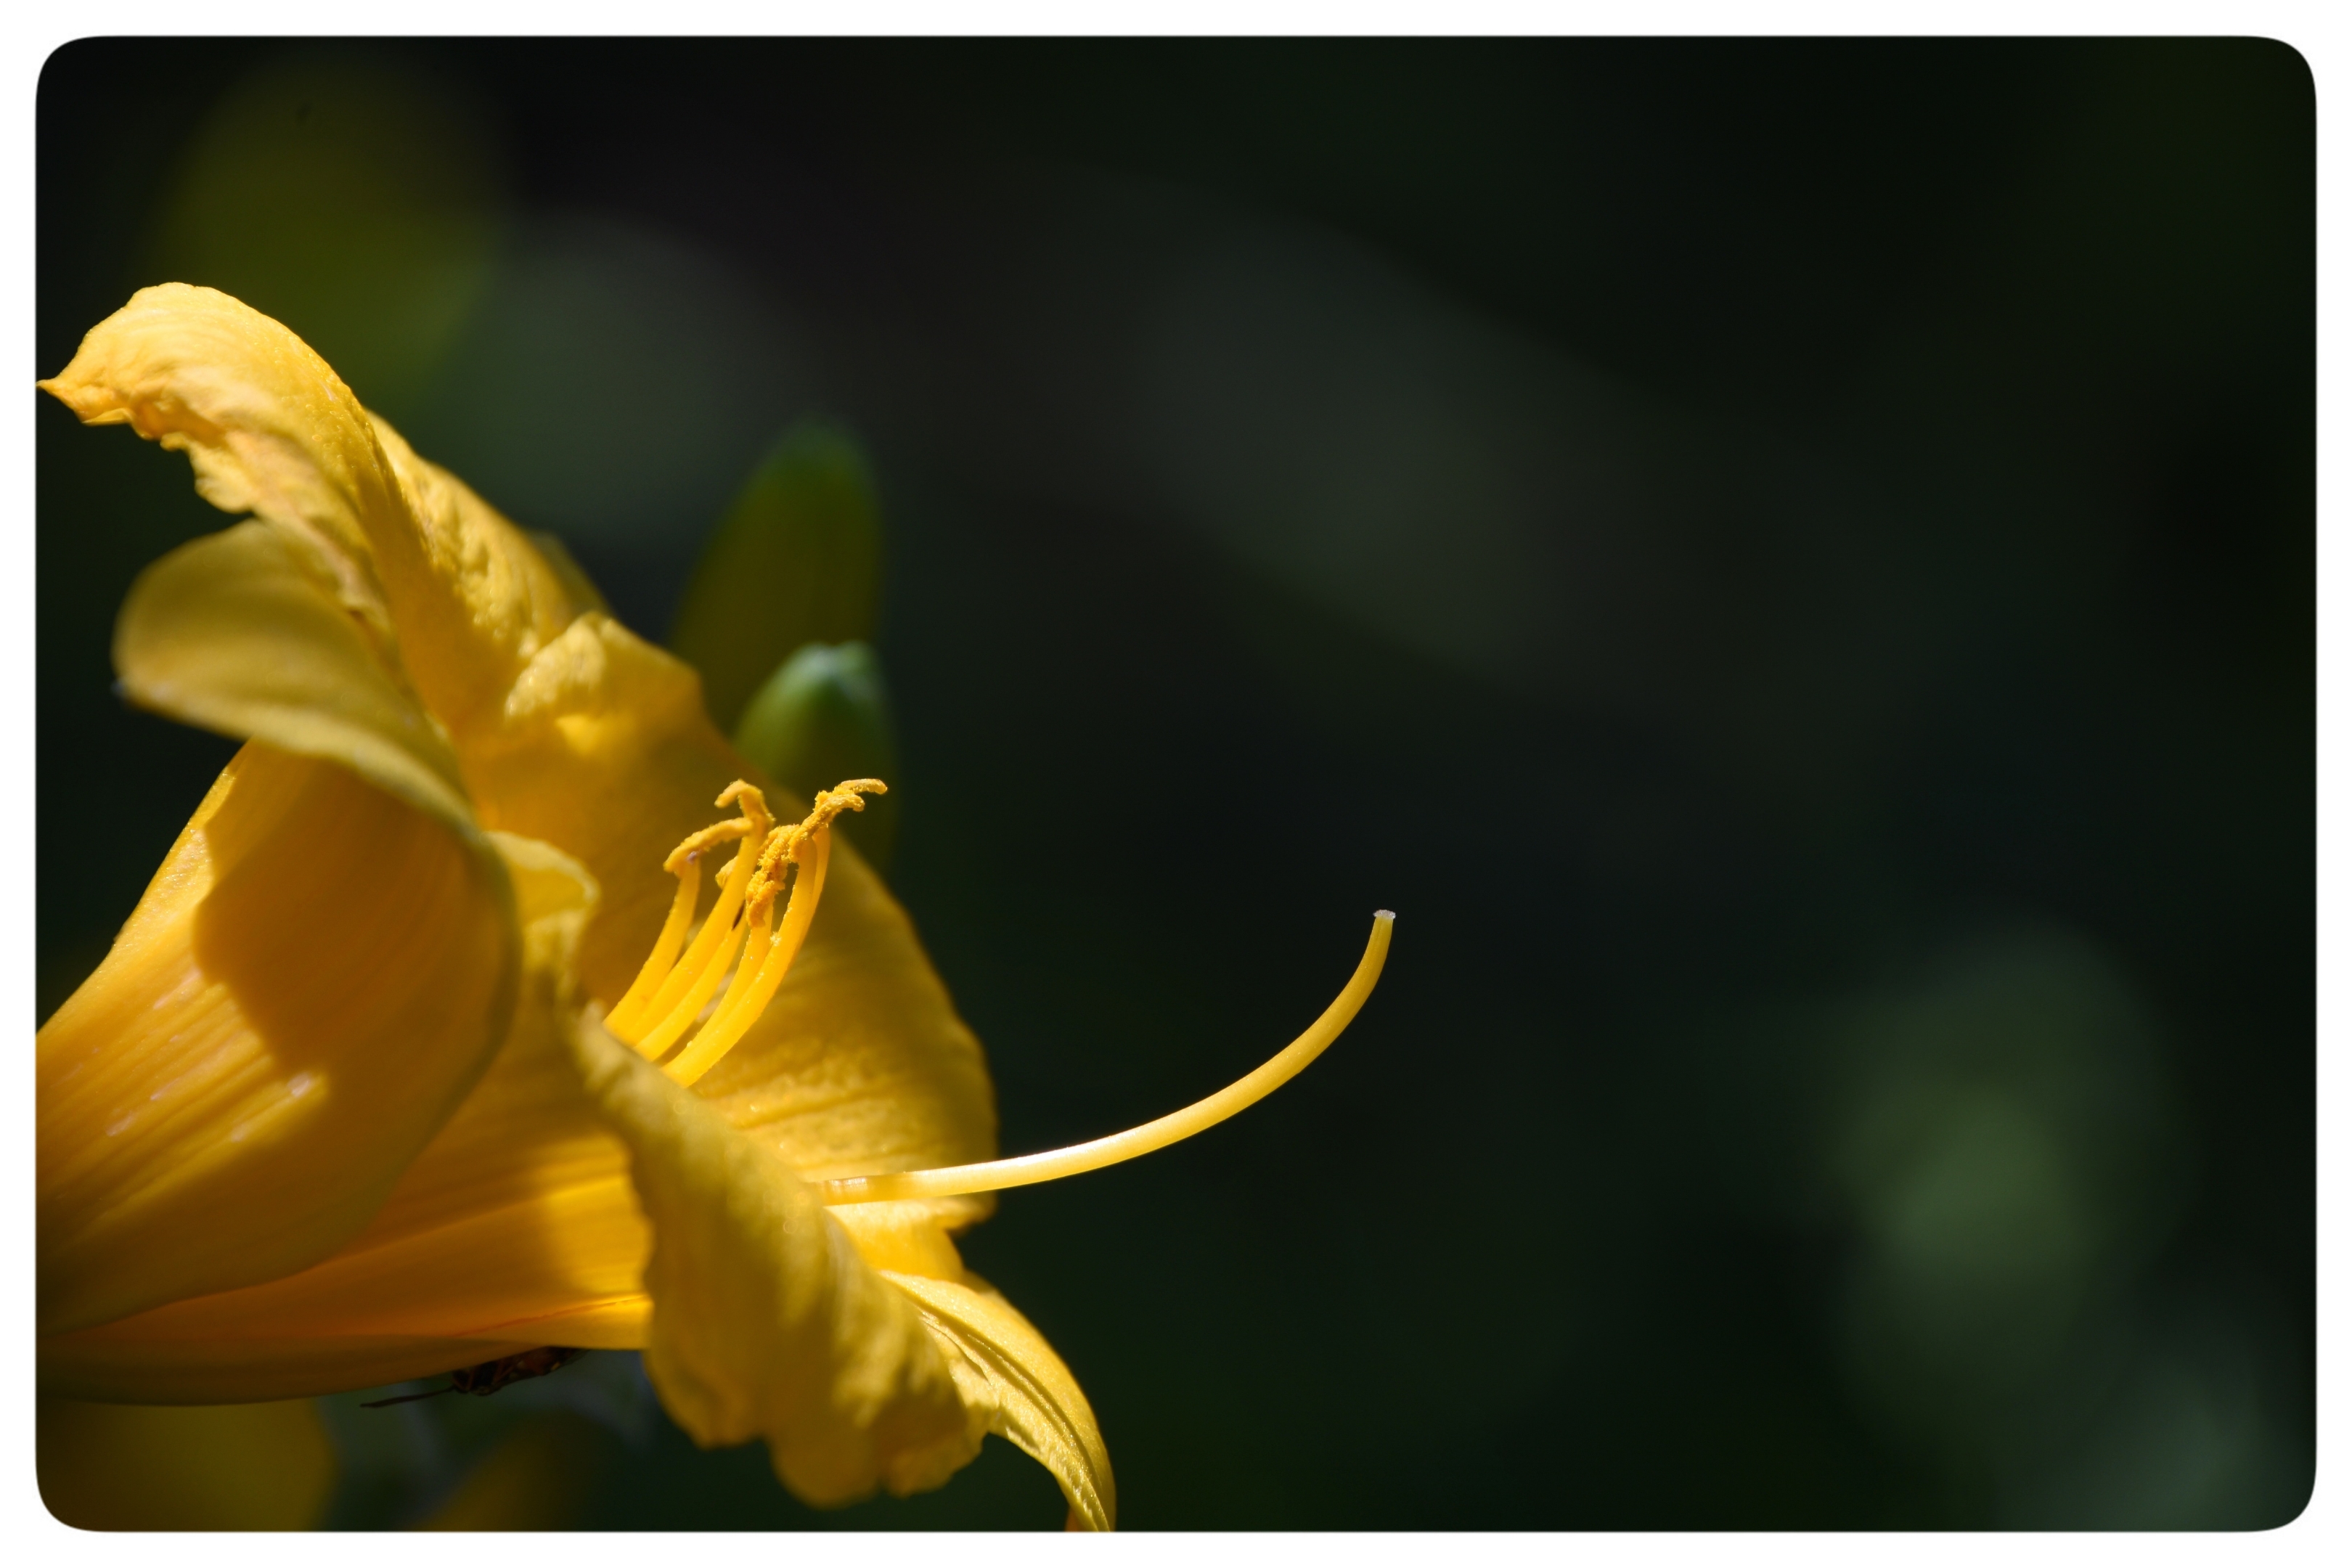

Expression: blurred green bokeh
xmin=669 ymin=424 xmax=886 ymax=735
xmin=142 ymin=52 xmax=506 ymax=418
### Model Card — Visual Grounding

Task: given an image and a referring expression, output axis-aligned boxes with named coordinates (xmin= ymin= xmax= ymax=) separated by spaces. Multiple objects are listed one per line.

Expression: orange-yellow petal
xmin=38 ymin=742 xmax=515 ymax=1339
xmin=40 ymin=834 xmax=637 ymax=1404
xmin=465 ymin=611 xmax=1000 ymax=1225
xmin=39 ymin=283 xmax=396 ymax=636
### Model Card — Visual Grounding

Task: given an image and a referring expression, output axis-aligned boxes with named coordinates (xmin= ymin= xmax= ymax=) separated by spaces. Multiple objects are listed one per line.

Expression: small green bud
xmin=735 ymin=642 xmax=902 ymax=871
xmin=669 ymin=422 xmax=882 ymax=732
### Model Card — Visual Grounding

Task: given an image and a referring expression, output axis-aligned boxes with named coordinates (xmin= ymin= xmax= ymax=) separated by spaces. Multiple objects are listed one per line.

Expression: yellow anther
xmin=808 ymin=778 xmax=888 ymax=822
xmin=607 ymin=778 xmax=891 ymax=1086
xmin=663 ymin=781 xmax=884 ymax=1087
xmin=743 ymin=825 xmax=802 ymax=926
xmin=662 ymin=816 xmax=754 ymax=876
xmin=607 ymin=783 xmax=772 ymax=1053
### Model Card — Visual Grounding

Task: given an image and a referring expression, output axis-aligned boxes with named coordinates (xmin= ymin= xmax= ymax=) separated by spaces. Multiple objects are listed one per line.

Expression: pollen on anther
xmin=611 ymin=777 xmax=891 ymax=1087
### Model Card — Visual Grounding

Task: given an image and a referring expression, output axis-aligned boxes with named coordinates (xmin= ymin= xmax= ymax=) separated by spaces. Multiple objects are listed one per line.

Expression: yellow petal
xmin=886 ymin=1271 xmax=1117 ymax=1531
xmin=40 ymin=283 xmax=394 ymax=632
xmin=41 ymin=834 xmax=637 ymax=1403
xmin=696 ymin=818 xmax=997 ymax=1225
xmin=37 ymin=1396 xmax=335 ymax=1530
xmin=364 ymin=415 xmax=587 ymax=733
xmin=42 ymin=283 xmax=579 ymax=738
xmin=53 ymin=285 xmax=1000 ymax=1216
xmin=829 ymin=1201 xmax=974 ymax=1280
xmin=115 ymin=519 xmax=472 ymax=833
xmin=567 ymin=1013 xmax=981 ymax=1508
xmin=38 ymin=742 xmax=515 ymax=1338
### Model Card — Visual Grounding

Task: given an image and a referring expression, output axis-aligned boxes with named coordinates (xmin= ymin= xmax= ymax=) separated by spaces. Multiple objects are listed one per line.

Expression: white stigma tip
xmin=1374 ymin=909 xmax=1396 ymax=920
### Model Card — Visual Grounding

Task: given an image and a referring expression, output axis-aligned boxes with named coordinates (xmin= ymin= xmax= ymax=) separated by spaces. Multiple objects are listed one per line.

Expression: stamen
xmin=814 ymin=911 xmax=1395 ymax=1206
xmin=630 ymin=913 xmax=751 ymax=1061
xmin=706 ymin=899 xmax=775 ymax=1038
xmin=666 ymin=825 xmax=830 ymax=1085
xmin=619 ymin=792 xmax=773 ymax=1058
xmin=665 ymin=780 xmax=883 ymax=1084
xmin=604 ymin=855 xmax=705 ymax=1037
xmin=608 ymin=779 xmax=887 ymax=1084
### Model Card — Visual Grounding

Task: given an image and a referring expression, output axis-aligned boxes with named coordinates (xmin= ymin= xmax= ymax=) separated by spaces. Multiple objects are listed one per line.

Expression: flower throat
xmin=608 ymin=780 xmax=1395 ymax=1205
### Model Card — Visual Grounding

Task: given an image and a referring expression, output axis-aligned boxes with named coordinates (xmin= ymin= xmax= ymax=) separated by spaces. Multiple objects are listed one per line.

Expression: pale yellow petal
xmin=37 ymin=1397 xmax=335 ymax=1530
xmin=886 ymin=1271 xmax=1117 ymax=1531
xmin=38 ymin=742 xmax=514 ymax=1338
xmin=568 ymin=1013 xmax=981 ymax=1508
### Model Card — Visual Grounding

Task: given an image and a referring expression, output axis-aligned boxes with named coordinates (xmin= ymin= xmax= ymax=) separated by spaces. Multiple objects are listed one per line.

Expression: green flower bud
xmin=734 ymin=642 xmax=901 ymax=870
xmin=669 ymin=422 xmax=882 ymax=732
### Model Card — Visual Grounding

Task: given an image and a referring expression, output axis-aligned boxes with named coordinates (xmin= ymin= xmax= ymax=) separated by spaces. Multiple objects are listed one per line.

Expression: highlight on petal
xmin=41 ymin=835 xmax=645 ymax=1405
xmin=567 ymin=1013 xmax=981 ymax=1508
xmin=886 ymin=1271 xmax=1117 ymax=1532
xmin=37 ymin=743 xmax=517 ymax=1340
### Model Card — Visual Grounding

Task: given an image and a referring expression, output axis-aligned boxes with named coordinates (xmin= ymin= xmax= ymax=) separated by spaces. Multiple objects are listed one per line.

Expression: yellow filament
xmin=706 ymin=905 xmax=775 ymax=1040
xmin=665 ymin=825 xmax=836 ymax=1086
xmin=631 ymin=917 xmax=751 ymax=1061
xmin=605 ymin=859 xmax=704 ymax=1037
xmin=816 ymin=911 xmax=1395 ymax=1206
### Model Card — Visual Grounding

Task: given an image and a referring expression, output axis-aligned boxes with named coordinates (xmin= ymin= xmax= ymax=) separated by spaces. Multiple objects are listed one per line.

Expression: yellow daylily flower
xmin=36 ymin=285 xmax=1392 ymax=1531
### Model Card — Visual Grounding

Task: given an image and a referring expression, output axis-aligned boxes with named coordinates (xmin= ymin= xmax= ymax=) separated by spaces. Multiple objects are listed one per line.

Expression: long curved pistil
xmin=613 ymin=786 xmax=1393 ymax=1204
xmin=816 ymin=910 xmax=1395 ymax=1206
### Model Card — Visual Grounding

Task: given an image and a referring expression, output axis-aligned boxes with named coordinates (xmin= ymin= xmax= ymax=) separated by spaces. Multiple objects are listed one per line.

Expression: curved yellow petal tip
xmin=886 ymin=1271 xmax=1116 ymax=1530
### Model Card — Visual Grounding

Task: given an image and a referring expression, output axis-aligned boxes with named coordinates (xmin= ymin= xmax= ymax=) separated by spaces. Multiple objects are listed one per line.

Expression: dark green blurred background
xmin=36 ymin=38 xmax=2313 ymax=1530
